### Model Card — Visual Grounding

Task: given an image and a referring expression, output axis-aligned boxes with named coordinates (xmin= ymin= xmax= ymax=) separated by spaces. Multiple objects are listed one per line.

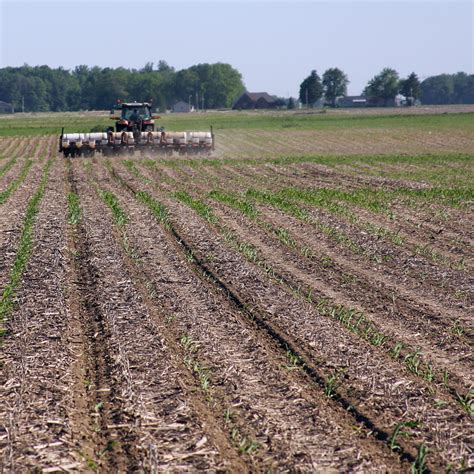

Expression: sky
xmin=0 ymin=0 xmax=473 ymax=97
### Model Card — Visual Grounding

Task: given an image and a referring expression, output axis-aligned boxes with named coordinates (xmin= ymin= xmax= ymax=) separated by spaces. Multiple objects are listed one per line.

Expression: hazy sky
xmin=1 ymin=0 xmax=473 ymax=96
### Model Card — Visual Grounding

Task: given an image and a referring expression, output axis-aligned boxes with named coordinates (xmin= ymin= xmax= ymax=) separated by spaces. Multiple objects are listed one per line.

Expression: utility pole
xmin=22 ymin=96 xmax=25 ymax=113
xmin=201 ymin=93 xmax=204 ymax=111
xmin=188 ymin=94 xmax=192 ymax=111
xmin=305 ymin=88 xmax=308 ymax=108
xmin=195 ymin=91 xmax=199 ymax=112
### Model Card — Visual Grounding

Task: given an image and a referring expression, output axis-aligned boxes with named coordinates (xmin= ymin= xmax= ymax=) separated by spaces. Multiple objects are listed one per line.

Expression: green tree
xmin=399 ymin=72 xmax=420 ymax=105
xmin=364 ymin=68 xmax=400 ymax=105
xmin=420 ymin=74 xmax=454 ymax=104
xmin=322 ymin=68 xmax=349 ymax=107
xmin=452 ymin=72 xmax=474 ymax=104
xmin=299 ymin=70 xmax=323 ymax=107
xmin=287 ymin=97 xmax=296 ymax=109
xmin=157 ymin=60 xmax=174 ymax=73
xmin=174 ymin=63 xmax=244 ymax=109
xmin=0 ymin=62 xmax=246 ymax=112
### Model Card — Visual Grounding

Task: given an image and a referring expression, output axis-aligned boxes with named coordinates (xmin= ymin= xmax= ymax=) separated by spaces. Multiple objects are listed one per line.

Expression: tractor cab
xmin=112 ymin=101 xmax=157 ymax=133
xmin=121 ymin=103 xmax=152 ymax=121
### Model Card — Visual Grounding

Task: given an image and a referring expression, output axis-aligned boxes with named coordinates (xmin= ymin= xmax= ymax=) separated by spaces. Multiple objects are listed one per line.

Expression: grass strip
xmin=0 ymin=158 xmax=53 ymax=335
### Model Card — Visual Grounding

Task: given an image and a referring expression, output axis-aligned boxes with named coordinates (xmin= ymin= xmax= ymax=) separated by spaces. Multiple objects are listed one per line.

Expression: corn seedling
xmin=67 ymin=192 xmax=81 ymax=225
xmin=0 ymin=159 xmax=33 ymax=205
xmin=98 ymin=190 xmax=128 ymax=227
xmin=224 ymin=408 xmax=235 ymax=425
xmin=180 ymin=334 xmax=197 ymax=353
xmin=388 ymin=420 xmax=419 ymax=452
xmin=424 ymin=365 xmax=435 ymax=383
xmin=324 ymin=370 xmax=343 ymax=398
xmin=300 ymin=246 xmax=314 ymax=258
xmin=174 ymin=190 xmax=219 ymax=225
xmin=238 ymin=437 xmax=260 ymax=455
xmin=230 ymin=427 xmax=260 ymax=455
xmin=451 ymin=320 xmax=465 ymax=337
xmin=442 ymin=369 xmax=450 ymax=387
xmin=135 ymin=190 xmax=170 ymax=228
xmin=123 ymin=159 xmax=152 ymax=184
xmin=208 ymin=189 xmax=258 ymax=219
xmin=405 ymin=351 xmax=422 ymax=376
xmin=0 ymin=156 xmax=16 ymax=178
xmin=411 ymin=444 xmax=429 ymax=474
xmin=274 ymin=227 xmax=296 ymax=248
xmin=0 ymin=159 xmax=53 ymax=333
xmin=285 ymin=349 xmax=305 ymax=371
xmin=456 ymin=389 xmax=473 ymax=414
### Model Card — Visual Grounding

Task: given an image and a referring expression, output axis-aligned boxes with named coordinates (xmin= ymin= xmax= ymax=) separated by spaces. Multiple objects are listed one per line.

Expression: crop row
xmin=104 ymin=158 xmax=472 ymax=470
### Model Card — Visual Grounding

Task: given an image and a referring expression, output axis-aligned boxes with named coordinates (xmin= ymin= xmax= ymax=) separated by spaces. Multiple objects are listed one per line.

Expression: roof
xmin=239 ymin=92 xmax=276 ymax=103
xmin=342 ymin=96 xmax=366 ymax=101
xmin=173 ymin=101 xmax=190 ymax=107
xmin=0 ymin=100 xmax=12 ymax=107
xmin=121 ymin=102 xmax=152 ymax=107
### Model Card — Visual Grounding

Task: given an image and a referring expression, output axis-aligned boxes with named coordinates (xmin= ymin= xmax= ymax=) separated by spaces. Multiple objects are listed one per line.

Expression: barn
xmin=233 ymin=92 xmax=277 ymax=110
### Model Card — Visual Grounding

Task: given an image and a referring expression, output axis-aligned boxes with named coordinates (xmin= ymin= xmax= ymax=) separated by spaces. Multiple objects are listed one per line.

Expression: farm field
xmin=0 ymin=108 xmax=473 ymax=472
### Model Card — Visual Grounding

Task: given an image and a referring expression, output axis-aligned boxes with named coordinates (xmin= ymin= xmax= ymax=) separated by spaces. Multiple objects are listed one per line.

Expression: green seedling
xmin=224 ymin=408 xmax=235 ymax=425
xmin=424 ymin=365 xmax=434 ymax=383
xmin=389 ymin=420 xmax=419 ymax=452
xmin=0 ymin=159 xmax=33 ymax=205
xmin=180 ymin=334 xmax=197 ymax=352
xmin=405 ymin=351 xmax=422 ymax=376
xmin=434 ymin=399 xmax=448 ymax=408
xmin=325 ymin=370 xmax=344 ymax=398
xmin=94 ymin=402 xmax=104 ymax=412
xmin=456 ymin=389 xmax=473 ymax=414
xmin=391 ymin=343 xmax=403 ymax=359
xmin=411 ymin=444 xmax=429 ymax=474
xmin=442 ymin=369 xmax=450 ymax=387
xmin=451 ymin=320 xmax=465 ymax=337
xmin=0 ymin=159 xmax=53 ymax=329
xmin=174 ymin=190 xmax=219 ymax=224
xmin=238 ymin=437 xmax=260 ymax=455
xmin=208 ymin=189 xmax=258 ymax=219
xmin=67 ymin=192 xmax=81 ymax=225
xmin=98 ymin=190 xmax=128 ymax=227
xmin=285 ymin=349 xmax=305 ymax=370
xmin=135 ymin=190 xmax=170 ymax=228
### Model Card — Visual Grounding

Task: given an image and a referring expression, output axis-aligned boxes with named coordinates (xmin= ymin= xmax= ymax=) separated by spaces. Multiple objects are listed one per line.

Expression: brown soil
xmin=110 ymin=161 xmax=473 ymax=470
xmin=1 ymin=133 xmax=472 ymax=471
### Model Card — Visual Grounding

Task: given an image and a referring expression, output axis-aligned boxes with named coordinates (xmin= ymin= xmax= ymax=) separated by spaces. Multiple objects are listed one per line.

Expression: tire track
xmin=99 ymin=160 xmax=405 ymax=472
xmin=70 ymin=159 xmax=235 ymax=472
xmin=108 ymin=161 xmax=473 ymax=470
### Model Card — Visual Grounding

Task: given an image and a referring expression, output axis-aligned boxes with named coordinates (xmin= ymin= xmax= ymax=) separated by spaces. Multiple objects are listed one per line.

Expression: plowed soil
xmin=0 ymin=121 xmax=472 ymax=472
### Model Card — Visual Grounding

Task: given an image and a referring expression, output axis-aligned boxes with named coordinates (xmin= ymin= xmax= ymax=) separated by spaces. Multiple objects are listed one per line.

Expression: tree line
xmin=0 ymin=61 xmax=245 ymax=112
xmin=0 ymin=62 xmax=473 ymax=112
xmin=299 ymin=68 xmax=474 ymax=107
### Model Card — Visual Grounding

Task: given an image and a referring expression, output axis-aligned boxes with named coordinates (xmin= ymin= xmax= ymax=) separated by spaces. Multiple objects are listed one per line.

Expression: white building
xmin=172 ymin=101 xmax=193 ymax=113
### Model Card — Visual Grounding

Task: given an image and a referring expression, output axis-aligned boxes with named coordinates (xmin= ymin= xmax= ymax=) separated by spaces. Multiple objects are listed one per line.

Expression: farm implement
xmin=59 ymin=101 xmax=215 ymax=157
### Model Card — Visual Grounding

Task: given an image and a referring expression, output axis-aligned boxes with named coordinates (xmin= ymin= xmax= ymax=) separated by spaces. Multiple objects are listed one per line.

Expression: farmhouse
xmin=233 ymin=92 xmax=277 ymax=110
xmin=0 ymin=100 xmax=14 ymax=113
xmin=172 ymin=101 xmax=193 ymax=113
